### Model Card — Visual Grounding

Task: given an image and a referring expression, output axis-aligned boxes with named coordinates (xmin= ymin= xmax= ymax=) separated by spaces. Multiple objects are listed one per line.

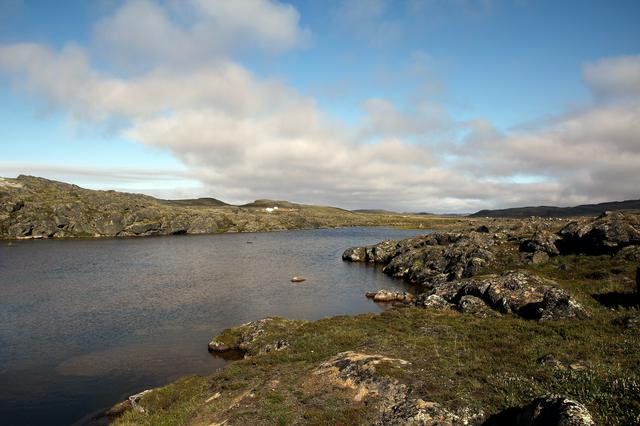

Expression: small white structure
xmin=264 ymin=206 xmax=279 ymax=213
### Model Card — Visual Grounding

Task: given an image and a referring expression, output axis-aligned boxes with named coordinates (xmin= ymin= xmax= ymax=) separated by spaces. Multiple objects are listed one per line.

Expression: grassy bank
xmin=110 ymin=246 xmax=640 ymax=425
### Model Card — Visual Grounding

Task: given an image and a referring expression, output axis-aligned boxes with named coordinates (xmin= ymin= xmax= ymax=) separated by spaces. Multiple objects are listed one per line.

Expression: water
xmin=0 ymin=227 xmax=426 ymax=425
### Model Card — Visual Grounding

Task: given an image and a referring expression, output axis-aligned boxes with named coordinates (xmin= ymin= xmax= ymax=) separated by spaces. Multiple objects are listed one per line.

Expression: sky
xmin=0 ymin=0 xmax=638 ymax=213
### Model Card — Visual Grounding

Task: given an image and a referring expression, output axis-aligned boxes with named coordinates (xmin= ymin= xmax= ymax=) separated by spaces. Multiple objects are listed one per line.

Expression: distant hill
xmin=352 ymin=209 xmax=400 ymax=215
xmin=160 ymin=197 xmax=229 ymax=207
xmin=469 ymin=199 xmax=640 ymax=218
xmin=240 ymin=199 xmax=301 ymax=209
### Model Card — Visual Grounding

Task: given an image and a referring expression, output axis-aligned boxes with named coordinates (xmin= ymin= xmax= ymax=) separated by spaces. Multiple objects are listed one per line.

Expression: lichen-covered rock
xmin=343 ymin=232 xmax=494 ymax=287
xmin=424 ymin=271 xmax=588 ymax=321
xmin=208 ymin=317 xmax=306 ymax=357
xmin=414 ymin=294 xmax=454 ymax=310
xmin=485 ymin=395 xmax=594 ymax=425
xmin=457 ymin=295 xmax=500 ymax=318
xmin=519 ymin=394 xmax=595 ymax=425
xmin=315 ymin=351 xmax=485 ymax=425
xmin=314 ymin=351 xmax=410 ymax=405
xmin=366 ymin=289 xmax=415 ymax=303
xmin=557 ymin=211 xmax=640 ymax=254
xmin=378 ymin=399 xmax=484 ymax=426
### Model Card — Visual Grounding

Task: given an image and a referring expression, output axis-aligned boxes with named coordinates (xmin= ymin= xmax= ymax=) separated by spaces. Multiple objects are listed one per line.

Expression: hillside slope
xmin=470 ymin=199 xmax=640 ymax=218
xmin=0 ymin=175 xmax=449 ymax=239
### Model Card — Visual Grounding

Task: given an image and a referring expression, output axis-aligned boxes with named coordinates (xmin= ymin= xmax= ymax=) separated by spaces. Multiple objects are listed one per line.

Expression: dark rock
xmin=522 ymin=251 xmax=550 ymax=265
xmin=4 ymin=199 xmax=24 ymax=213
xmin=636 ymin=265 xmax=640 ymax=293
xmin=556 ymin=211 xmax=640 ymax=255
xmin=517 ymin=394 xmax=594 ymax=425
xmin=342 ymin=240 xmax=399 ymax=263
xmin=485 ymin=394 xmax=595 ymax=425
xmin=519 ymin=230 xmax=560 ymax=256
xmin=476 ymin=225 xmax=490 ymax=233
xmin=344 ymin=232 xmax=494 ymax=287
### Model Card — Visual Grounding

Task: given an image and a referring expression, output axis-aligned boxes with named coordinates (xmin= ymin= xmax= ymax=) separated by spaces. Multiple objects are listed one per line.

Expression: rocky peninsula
xmin=97 ymin=210 xmax=640 ymax=425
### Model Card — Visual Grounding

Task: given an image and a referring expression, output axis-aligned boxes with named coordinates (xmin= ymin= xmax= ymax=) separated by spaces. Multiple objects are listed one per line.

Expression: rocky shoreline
xmin=95 ymin=211 xmax=640 ymax=425
xmin=0 ymin=175 xmax=451 ymax=240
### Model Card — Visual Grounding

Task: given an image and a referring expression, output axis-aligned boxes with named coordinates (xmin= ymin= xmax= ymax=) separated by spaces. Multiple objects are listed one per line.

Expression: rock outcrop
xmin=344 ymin=232 xmax=495 ymax=287
xmin=556 ymin=211 xmax=640 ymax=255
xmin=208 ymin=317 xmax=306 ymax=357
xmin=314 ymin=351 xmax=484 ymax=425
xmin=423 ymin=271 xmax=589 ymax=321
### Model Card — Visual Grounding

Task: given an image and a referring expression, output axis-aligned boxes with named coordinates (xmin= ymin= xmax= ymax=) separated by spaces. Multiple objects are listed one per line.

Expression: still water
xmin=0 ymin=227 xmax=425 ymax=425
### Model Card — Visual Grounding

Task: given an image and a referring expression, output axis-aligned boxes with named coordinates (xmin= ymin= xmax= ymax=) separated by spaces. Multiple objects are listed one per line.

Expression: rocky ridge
xmin=0 ymin=175 xmax=439 ymax=239
xmin=344 ymin=211 xmax=640 ymax=319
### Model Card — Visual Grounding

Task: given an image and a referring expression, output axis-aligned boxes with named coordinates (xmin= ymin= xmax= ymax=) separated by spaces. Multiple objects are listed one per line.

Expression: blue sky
xmin=1 ymin=0 xmax=639 ymax=211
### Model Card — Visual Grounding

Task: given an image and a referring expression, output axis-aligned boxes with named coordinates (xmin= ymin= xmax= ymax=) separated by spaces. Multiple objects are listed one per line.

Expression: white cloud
xmin=583 ymin=55 xmax=640 ymax=102
xmin=94 ymin=0 xmax=309 ymax=68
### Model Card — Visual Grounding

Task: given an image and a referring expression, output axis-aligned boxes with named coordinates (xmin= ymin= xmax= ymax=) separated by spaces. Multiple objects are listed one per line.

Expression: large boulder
xmin=342 ymin=239 xmax=401 ymax=264
xmin=520 ymin=230 xmax=561 ymax=255
xmin=428 ymin=271 xmax=589 ymax=321
xmin=556 ymin=211 xmax=640 ymax=254
xmin=485 ymin=394 xmax=595 ymax=425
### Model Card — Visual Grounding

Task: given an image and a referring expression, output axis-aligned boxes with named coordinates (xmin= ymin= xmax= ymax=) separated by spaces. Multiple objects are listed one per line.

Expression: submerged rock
xmin=366 ymin=289 xmax=415 ymax=303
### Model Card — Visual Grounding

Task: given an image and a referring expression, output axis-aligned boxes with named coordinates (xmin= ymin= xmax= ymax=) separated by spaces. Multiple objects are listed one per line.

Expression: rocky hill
xmin=0 ymin=175 xmax=445 ymax=240
xmin=470 ymin=199 xmax=640 ymax=218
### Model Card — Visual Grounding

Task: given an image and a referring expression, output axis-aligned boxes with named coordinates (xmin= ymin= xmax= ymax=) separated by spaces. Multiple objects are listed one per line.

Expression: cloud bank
xmin=0 ymin=1 xmax=638 ymax=212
